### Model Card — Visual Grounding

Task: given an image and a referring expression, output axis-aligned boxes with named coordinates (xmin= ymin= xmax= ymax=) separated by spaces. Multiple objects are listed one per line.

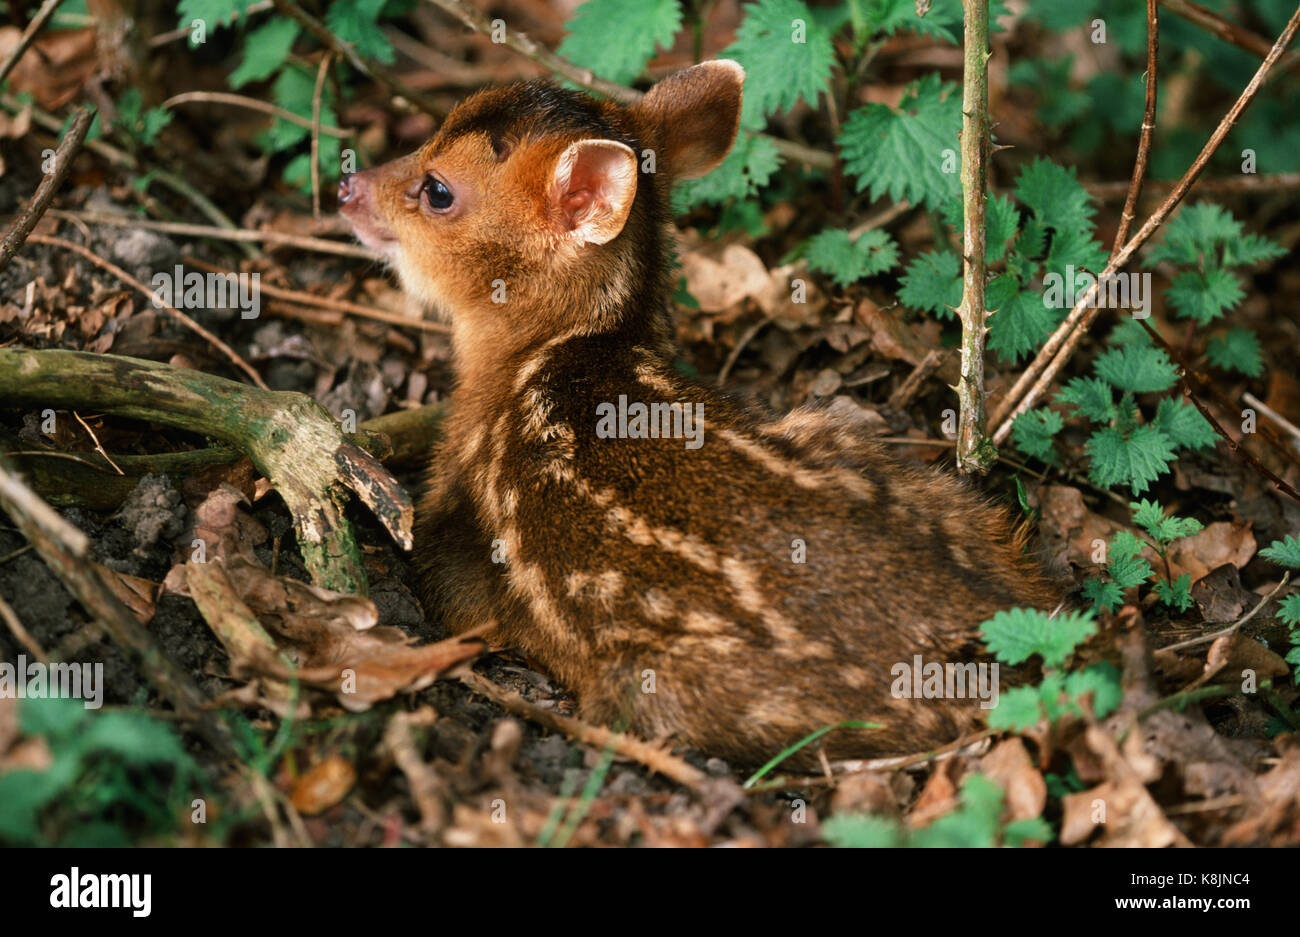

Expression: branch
xmin=954 ymin=0 xmax=994 ymax=473
xmin=424 ymin=0 xmax=836 ymax=171
xmin=989 ymin=3 xmax=1300 ymax=445
xmin=1159 ymin=0 xmax=1300 ymax=73
xmin=271 ymin=0 xmax=446 ymax=120
xmin=0 ymin=107 xmax=93 ymax=273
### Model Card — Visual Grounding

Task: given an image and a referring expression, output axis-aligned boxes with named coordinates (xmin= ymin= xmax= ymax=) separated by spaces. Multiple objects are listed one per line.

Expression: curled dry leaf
xmin=979 ymin=738 xmax=1047 ymax=824
xmin=1221 ymin=738 xmax=1300 ymax=846
xmin=289 ymin=755 xmax=357 ymax=816
xmin=1167 ymin=521 xmax=1256 ymax=585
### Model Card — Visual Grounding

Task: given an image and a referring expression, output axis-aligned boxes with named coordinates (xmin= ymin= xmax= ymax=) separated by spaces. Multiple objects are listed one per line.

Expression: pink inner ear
xmin=553 ymin=142 xmax=634 ymax=237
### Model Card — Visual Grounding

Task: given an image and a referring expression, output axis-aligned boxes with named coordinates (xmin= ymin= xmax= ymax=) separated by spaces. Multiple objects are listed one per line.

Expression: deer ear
xmin=549 ymin=139 xmax=638 ymax=245
xmin=635 ymin=59 xmax=744 ymax=180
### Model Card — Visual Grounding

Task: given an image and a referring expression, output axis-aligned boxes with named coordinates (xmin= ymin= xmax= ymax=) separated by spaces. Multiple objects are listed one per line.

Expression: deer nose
xmin=338 ymin=173 xmax=358 ymax=203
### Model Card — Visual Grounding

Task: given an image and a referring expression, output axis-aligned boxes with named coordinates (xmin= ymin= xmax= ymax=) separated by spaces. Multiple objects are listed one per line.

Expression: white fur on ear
xmin=550 ymin=139 xmax=639 ymax=245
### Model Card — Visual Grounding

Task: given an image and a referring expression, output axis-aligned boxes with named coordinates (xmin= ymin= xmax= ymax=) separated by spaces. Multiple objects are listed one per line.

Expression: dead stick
xmin=0 ymin=107 xmax=93 ymax=273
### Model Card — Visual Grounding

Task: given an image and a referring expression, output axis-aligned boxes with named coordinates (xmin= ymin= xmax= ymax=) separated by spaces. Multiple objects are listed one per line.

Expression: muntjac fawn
xmin=339 ymin=61 xmax=1060 ymax=767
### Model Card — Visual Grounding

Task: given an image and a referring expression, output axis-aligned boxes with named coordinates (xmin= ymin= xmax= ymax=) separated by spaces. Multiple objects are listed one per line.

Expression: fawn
xmin=339 ymin=61 xmax=1060 ymax=768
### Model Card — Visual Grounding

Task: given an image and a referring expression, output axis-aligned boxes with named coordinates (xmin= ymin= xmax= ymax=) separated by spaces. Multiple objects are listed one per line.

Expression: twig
xmin=0 ymin=592 xmax=47 ymax=660
xmin=990 ymin=4 xmax=1300 ymax=445
xmin=1113 ymin=0 xmax=1159 ymax=257
xmin=0 ymin=0 xmax=68 ymax=87
xmin=0 ymin=454 xmax=234 ymax=756
xmin=72 ymin=411 xmax=124 ymax=475
xmin=0 ymin=107 xmax=94 ymax=274
xmin=456 ymin=668 xmax=715 ymax=791
xmin=715 ymin=316 xmax=770 ymax=386
xmin=271 ymin=0 xmax=446 ymax=120
xmin=1180 ymin=379 xmax=1300 ymax=504
xmin=28 ymin=234 xmax=269 ymax=389
xmin=1159 ymin=571 xmax=1291 ymax=651
xmin=1085 ymin=172 xmax=1300 ymax=199
xmin=1244 ymin=391 xmax=1300 ymax=448
xmin=954 ymin=0 xmax=994 ymax=474
xmin=888 ymin=347 xmax=946 ymax=409
xmin=1159 ymin=0 xmax=1300 ymax=74
xmin=160 ymin=91 xmax=351 ymax=138
xmin=52 ymin=210 xmax=381 ymax=260
xmin=424 ymin=0 xmax=836 ymax=171
xmin=311 ymin=53 xmax=335 ymax=219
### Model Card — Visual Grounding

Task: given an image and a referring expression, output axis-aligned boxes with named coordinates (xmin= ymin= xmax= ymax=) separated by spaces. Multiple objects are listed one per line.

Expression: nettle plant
xmin=1260 ymin=534 xmax=1300 ymax=684
xmin=1082 ymin=500 xmax=1202 ymax=613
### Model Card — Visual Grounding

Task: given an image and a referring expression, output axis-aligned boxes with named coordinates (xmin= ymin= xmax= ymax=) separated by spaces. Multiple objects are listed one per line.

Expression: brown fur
xmin=340 ymin=62 xmax=1061 ymax=768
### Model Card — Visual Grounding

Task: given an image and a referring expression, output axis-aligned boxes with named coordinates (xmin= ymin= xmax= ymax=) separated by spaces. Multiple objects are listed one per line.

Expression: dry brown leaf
xmin=679 ymin=244 xmax=770 ymax=313
xmin=979 ymin=738 xmax=1047 ymax=823
xmin=1167 ymin=521 xmax=1256 ymax=585
xmin=289 ymin=756 xmax=357 ymax=816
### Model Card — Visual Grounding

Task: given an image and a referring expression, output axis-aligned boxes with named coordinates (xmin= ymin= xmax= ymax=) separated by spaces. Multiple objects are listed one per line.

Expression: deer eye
xmin=422 ymin=176 xmax=454 ymax=211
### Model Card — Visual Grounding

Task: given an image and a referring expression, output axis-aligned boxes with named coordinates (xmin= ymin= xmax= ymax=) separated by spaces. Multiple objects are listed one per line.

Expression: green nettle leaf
xmin=1062 ymin=662 xmax=1122 ymax=718
xmin=1014 ymin=157 xmax=1096 ymax=234
xmin=264 ymin=67 xmax=317 ymax=150
xmin=855 ymin=0 xmax=966 ymax=42
xmin=804 ymin=228 xmax=900 ymax=287
xmin=1008 ymin=56 xmax=1091 ymax=127
xmin=989 ymin=289 xmax=1059 ymax=363
xmin=822 ymin=812 xmax=903 ymax=848
xmin=979 ymin=607 xmax=1097 ymax=669
xmin=1155 ymin=573 xmax=1195 ymax=611
xmin=1260 ymin=534 xmax=1300 ymax=568
xmin=1276 ymin=593 xmax=1300 ymax=628
xmin=1042 ymin=224 xmax=1108 ymax=282
xmin=672 ymin=133 xmax=780 ymax=209
xmin=79 ymin=713 xmax=192 ymax=767
xmin=1109 ymin=529 xmax=1147 ymax=561
xmin=1003 ymin=817 xmax=1054 ymax=848
xmin=986 ymin=685 xmax=1049 ymax=731
xmin=1083 ymin=576 xmax=1124 ymax=613
xmin=1057 ymin=376 xmax=1117 ymax=424
xmin=1011 ymin=408 xmax=1063 ymax=464
xmin=839 ymin=74 xmax=962 ymax=209
xmin=177 ymin=0 xmax=251 ymax=33
xmin=898 ymin=250 xmax=962 ymax=316
xmin=558 ymin=0 xmax=682 ymax=85
xmin=1131 ymin=499 xmax=1203 ymax=544
xmin=1108 ymin=551 xmax=1152 ymax=590
xmin=325 ymin=0 xmax=396 ymax=64
xmin=1093 ymin=343 xmax=1178 ymax=394
xmin=229 ymin=17 xmax=300 ymax=88
xmin=1086 ymin=425 xmax=1177 ymax=494
xmin=724 ymin=0 xmax=834 ymax=128
xmin=1206 ymin=328 xmax=1264 ymax=377
xmin=1146 ymin=202 xmax=1285 ymax=268
xmin=1165 ymin=267 xmax=1244 ymax=324
xmin=1150 ymin=397 xmax=1216 ymax=451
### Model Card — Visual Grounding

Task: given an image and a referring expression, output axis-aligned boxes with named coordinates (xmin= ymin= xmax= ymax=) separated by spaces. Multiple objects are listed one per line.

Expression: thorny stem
xmin=989 ymin=3 xmax=1300 ymax=445
xmin=955 ymin=0 xmax=995 ymax=474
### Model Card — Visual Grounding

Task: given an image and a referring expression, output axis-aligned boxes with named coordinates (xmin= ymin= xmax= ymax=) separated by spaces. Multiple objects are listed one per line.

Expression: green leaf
xmin=979 ymin=607 xmax=1097 ymax=669
xmin=1155 ymin=573 xmax=1195 ymax=611
xmin=1165 ymin=267 xmax=1244 ymax=324
xmin=1094 ymin=343 xmax=1178 ymax=394
xmin=1206 ymin=328 xmax=1264 ymax=377
xmin=1276 ymin=593 xmax=1300 ymax=628
xmin=177 ymin=0 xmax=251 ymax=33
xmin=724 ymin=0 xmax=834 ymax=127
xmin=1108 ymin=550 xmax=1152 ymax=590
xmin=1146 ymin=202 xmax=1284 ymax=268
xmin=1014 ymin=157 xmax=1096 ymax=234
xmin=1057 ymin=376 xmax=1116 ymax=424
xmin=326 ymin=0 xmax=396 ymax=64
xmin=803 ymin=228 xmax=899 ymax=287
xmin=822 ymin=813 xmax=902 ymax=847
xmin=1008 ymin=57 xmax=1091 ymax=127
xmin=1082 ymin=577 xmax=1124 ymax=613
xmin=1063 ymin=662 xmax=1122 ymax=718
xmin=1260 ymin=534 xmax=1300 ymax=568
xmin=1131 ymin=499 xmax=1204 ymax=544
xmin=1151 ymin=397 xmax=1216 ymax=451
xmin=909 ymin=774 xmax=1004 ymax=848
xmin=0 ymin=771 xmax=54 ymax=844
xmin=1010 ymin=408 xmax=1063 ymax=465
xmin=558 ymin=0 xmax=682 ymax=85
xmin=986 ymin=684 xmax=1048 ymax=731
xmin=989 ymin=288 xmax=1059 ymax=364
xmin=1003 ymin=816 xmax=1053 ymax=847
xmin=229 ymin=17 xmax=300 ymax=88
xmin=853 ymin=0 xmax=967 ymax=42
xmin=672 ymin=133 xmax=780 ymax=209
xmin=1042 ymin=225 xmax=1108 ymax=282
xmin=18 ymin=696 xmax=88 ymax=738
xmin=898 ymin=249 xmax=962 ymax=317
xmin=1085 ymin=425 xmax=1177 ymax=494
xmin=839 ymin=74 xmax=962 ymax=209
xmin=1110 ymin=529 xmax=1147 ymax=561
